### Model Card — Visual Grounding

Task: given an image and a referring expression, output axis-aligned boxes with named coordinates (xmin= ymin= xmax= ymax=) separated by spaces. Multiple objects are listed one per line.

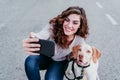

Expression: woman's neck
xmin=67 ymin=35 xmax=75 ymax=41
xmin=67 ymin=35 xmax=75 ymax=44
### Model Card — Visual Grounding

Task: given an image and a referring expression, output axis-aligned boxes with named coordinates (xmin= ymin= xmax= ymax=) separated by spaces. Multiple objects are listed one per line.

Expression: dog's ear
xmin=92 ymin=46 xmax=101 ymax=63
xmin=72 ymin=45 xmax=80 ymax=59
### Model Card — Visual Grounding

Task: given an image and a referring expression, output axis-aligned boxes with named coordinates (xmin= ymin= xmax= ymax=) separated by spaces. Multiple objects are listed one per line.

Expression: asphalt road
xmin=0 ymin=0 xmax=120 ymax=80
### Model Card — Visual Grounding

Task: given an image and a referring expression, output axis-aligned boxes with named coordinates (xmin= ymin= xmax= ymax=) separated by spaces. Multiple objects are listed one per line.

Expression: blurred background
xmin=0 ymin=0 xmax=120 ymax=80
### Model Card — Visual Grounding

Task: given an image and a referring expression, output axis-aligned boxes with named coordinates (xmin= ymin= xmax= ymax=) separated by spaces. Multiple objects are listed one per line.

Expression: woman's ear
xmin=92 ymin=46 xmax=101 ymax=63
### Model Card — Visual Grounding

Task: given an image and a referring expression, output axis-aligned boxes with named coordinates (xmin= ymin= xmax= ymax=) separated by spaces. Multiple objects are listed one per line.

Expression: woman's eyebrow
xmin=65 ymin=17 xmax=70 ymax=20
xmin=73 ymin=20 xmax=79 ymax=22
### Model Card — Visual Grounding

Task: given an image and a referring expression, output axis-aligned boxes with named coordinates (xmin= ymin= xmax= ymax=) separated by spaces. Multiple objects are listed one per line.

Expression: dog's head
xmin=72 ymin=43 xmax=101 ymax=66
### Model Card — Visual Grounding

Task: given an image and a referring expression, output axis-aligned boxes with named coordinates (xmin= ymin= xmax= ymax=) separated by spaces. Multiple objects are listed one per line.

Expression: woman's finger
xmin=22 ymin=38 xmax=40 ymax=48
xmin=25 ymin=43 xmax=41 ymax=48
xmin=23 ymin=38 xmax=39 ymax=43
xmin=29 ymin=32 xmax=36 ymax=38
xmin=24 ymin=47 xmax=40 ymax=52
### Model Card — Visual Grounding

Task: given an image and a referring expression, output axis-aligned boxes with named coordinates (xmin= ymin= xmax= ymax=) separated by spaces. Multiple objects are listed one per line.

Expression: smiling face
xmin=77 ymin=44 xmax=93 ymax=66
xmin=72 ymin=44 xmax=93 ymax=66
xmin=63 ymin=14 xmax=81 ymax=38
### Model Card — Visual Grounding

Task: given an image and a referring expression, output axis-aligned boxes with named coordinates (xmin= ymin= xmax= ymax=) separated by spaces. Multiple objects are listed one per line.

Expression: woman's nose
xmin=67 ymin=22 xmax=73 ymax=28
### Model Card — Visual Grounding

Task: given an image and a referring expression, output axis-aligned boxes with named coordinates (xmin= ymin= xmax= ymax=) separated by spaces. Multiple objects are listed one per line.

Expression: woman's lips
xmin=64 ymin=26 xmax=74 ymax=32
xmin=65 ymin=28 xmax=72 ymax=32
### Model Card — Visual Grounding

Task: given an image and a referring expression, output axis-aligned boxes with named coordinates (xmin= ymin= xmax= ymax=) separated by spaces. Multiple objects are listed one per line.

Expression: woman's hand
xmin=22 ymin=32 xmax=40 ymax=55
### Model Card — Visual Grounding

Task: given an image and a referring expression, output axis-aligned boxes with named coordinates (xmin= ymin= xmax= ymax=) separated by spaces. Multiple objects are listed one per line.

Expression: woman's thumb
xmin=29 ymin=32 xmax=36 ymax=38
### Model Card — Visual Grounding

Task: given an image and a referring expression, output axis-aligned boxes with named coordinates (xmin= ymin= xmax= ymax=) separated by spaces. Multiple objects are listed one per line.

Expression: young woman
xmin=22 ymin=6 xmax=89 ymax=80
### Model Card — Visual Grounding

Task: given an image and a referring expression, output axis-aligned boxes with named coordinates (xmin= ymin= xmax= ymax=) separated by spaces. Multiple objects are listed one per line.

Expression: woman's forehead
xmin=67 ymin=14 xmax=80 ymax=21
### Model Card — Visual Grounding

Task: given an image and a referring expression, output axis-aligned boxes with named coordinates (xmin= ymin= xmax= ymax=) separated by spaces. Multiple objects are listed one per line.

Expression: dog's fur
xmin=68 ymin=43 xmax=101 ymax=80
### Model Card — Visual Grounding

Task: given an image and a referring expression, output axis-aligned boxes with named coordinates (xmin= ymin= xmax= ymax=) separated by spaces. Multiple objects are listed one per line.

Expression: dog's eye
xmin=87 ymin=50 xmax=91 ymax=53
xmin=78 ymin=49 xmax=81 ymax=51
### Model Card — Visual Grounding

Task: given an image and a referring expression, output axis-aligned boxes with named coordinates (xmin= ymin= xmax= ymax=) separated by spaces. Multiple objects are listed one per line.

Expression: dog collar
xmin=77 ymin=63 xmax=90 ymax=68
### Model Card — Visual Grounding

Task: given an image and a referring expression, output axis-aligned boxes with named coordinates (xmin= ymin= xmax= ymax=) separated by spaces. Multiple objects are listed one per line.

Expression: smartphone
xmin=31 ymin=39 xmax=55 ymax=57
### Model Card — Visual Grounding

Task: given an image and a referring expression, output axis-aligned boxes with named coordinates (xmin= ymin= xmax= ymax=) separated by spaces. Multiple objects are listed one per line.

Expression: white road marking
xmin=105 ymin=14 xmax=118 ymax=25
xmin=96 ymin=2 xmax=103 ymax=8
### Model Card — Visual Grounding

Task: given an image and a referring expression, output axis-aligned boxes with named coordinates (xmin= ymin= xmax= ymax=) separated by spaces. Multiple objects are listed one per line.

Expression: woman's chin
xmin=64 ymin=32 xmax=72 ymax=36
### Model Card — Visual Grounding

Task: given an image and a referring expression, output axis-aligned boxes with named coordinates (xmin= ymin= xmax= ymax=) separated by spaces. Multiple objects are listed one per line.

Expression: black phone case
xmin=31 ymin=39 xmax=55 ymax=57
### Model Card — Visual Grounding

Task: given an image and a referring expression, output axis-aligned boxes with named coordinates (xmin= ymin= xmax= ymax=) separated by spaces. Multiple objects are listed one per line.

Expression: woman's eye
xmin=73 ymin=21 xmax=79 ymax=25
xmin=73 ymin=22 xmax=78 ymax=25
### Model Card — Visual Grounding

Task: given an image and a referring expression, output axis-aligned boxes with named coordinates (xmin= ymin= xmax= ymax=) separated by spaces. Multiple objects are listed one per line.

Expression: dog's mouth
xmin=77 ymin=59 xmax=89 ymax=66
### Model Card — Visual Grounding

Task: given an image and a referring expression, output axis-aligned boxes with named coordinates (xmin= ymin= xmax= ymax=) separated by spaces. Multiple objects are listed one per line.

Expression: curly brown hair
xmin=49 ymin=6 xmax=89 ymax=48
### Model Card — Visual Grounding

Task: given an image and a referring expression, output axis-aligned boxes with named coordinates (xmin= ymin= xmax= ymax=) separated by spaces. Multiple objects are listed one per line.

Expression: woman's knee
xmin=45 ymin=72 xmax=64 ymax=80
xmin=25 ymin=55 xmax=40 ymax=70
